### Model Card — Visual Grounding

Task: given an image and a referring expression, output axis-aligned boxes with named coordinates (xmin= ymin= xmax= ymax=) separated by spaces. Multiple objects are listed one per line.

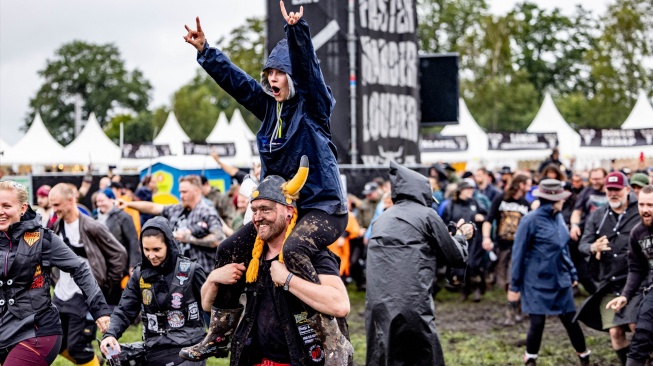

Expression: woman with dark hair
xmin=101 ymin=217 xmax=207 ymax=365
xmin=509 ymin=179 xmax=590 ymax=365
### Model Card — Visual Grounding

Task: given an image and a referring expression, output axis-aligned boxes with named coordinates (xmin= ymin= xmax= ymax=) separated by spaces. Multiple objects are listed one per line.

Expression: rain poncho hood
xmin=365 ymin=162 xmax=468 ymax=366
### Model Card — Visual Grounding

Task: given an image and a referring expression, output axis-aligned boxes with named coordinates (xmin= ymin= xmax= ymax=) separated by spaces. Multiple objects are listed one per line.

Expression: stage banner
xmin=578 ymin=128 xmax=653 ymax=147
xmin=182 ymin=142 xmax=236 ymax=156
xmin=267 ymin=0 xmax=350 ymax=163
xmin=357 ymin=0 xmax=420 ymax=165
xmin=486 ymin=132 xmax=558 ymax=151
xmin=121 ymin=144 xmax=172 ymax=159
xmin=420 ymin=135 xmax=468 ymax=152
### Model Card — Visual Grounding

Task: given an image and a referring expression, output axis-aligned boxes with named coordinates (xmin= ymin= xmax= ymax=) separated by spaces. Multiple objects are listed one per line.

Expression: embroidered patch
xmin=188 ymin=302 xmax=199 ymax=321
xmin=142 ymin=289 xmax=153 ymax=305
xmin=146 ymin=313 xmax=159 ymax=332
xmin=309 ymin=344 xmax=324 ymax=362
xmin=30 ymin=275 xmax=45 ymax=289
xmin=294 ymin=311 xmax=308 ymax=324
xmin=167 ymin=310 xmax=185 ymax=328
xmin=34 ymin=264 xmax=42 ymax=276
xmin=139 ymin=277 xmax=151 ymax=289
xmin=23 ymin=232 xmax=40 ymax=246
xmin=176 ymin=260 xmax=191 ymax=285
xmin=171 ymin=292 xmax=183 ymax=309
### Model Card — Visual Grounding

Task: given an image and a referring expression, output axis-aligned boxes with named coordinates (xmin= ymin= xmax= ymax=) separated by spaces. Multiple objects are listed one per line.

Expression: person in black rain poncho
xmin=365 ymin=162 xmax=473 ymax=366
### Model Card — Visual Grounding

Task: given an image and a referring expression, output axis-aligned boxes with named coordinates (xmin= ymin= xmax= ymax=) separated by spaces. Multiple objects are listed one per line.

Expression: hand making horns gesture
xmin=183 ymin=17 xmax=206 ymax=52
xmin=280 ymin=0 xmax=303 ymax=25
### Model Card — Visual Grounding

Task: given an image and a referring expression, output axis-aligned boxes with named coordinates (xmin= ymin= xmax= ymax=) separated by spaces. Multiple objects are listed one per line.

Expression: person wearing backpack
xmin=482 ymin=174 xmax=532 ymax=325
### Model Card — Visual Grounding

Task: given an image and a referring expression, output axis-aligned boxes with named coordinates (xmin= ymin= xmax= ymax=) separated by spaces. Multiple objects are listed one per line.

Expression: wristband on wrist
xmin=571 ymin=223 xmax=580 ymax=228
xmin=283 ymin=273 xmax=293 ymax=291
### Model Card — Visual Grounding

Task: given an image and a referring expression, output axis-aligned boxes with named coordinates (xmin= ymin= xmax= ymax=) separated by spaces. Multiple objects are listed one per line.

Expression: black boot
xmin=616 ymin=346 xmax=630 ymax=366
xmin=179 ymin=306 xmax=243 ymax=361
xmin=578 ymin=352 xmax=590 ymax=366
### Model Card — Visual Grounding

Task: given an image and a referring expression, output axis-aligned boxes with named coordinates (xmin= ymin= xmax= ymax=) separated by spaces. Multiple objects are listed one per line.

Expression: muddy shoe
xmin=179 ymin=306 xmax=243 ymax=361
xmin=306 ymin=313 xmax=354 ymax=366
xmin=472 ymin=288 xmax=482 ymax=302
xmin=578 ymin=351 xmax=591 ymax=366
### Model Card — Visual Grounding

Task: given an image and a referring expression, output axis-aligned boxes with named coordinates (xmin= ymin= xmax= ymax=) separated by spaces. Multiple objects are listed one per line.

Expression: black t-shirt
xmin=486 ymin=195 xmax=530 ymax=250
xmin=573 ymin=186 xmax=607 ymax=226
xmin=622 ymin=222 xmax=653 ymax=300
xmin=254 ymin=250 xmax=340 ymax=363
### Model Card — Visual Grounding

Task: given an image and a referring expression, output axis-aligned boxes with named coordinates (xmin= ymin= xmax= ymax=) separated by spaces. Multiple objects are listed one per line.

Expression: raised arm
xmin=185 ymin=17 xmax=268 ymax=120
xmin=282 ymin=2 xmax=334 ymax=123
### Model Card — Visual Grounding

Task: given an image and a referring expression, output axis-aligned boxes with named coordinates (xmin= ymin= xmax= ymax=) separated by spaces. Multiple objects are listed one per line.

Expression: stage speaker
xmin=419 ymin=54 xmax=459 ymax=126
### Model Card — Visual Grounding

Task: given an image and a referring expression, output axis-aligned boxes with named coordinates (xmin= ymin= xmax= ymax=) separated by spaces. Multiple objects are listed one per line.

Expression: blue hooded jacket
xmin=198 ymin=19 xmax=347 ymax=215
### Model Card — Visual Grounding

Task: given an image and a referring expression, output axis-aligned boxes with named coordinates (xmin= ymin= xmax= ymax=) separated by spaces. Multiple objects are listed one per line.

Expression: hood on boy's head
xmin=261 ymin=38 xmax=296 ymax=100
xmin=139 ymin=216 xmax=180 ymax=270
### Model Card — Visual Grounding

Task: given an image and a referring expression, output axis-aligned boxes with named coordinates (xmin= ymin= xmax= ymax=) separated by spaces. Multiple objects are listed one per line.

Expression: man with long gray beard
xmin=576 ymin=172 xmax=640 ymax=365
xmin=607 ymin=185 xmax=653 ymax=366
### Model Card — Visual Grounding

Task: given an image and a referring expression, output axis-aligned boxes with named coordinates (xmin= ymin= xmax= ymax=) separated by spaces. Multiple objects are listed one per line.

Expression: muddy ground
xmin=347 ymin=284 xmax=621 ymax=366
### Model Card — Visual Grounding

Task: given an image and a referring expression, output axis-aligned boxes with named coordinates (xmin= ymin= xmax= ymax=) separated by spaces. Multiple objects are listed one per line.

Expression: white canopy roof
xmin=2 ymin=113 xmax=68 ymax=165
xmin=621 ymin=90 xmax=653 ymax=129
xmin=154 ymin=112 xmax=190 ymax=156
xmin=63 ymin=113 xmax=120 ymax=165
xmin=527 ymin=93 xmax=580 ymax=157
xmin=206 ymin=112 xmax=230 ymax=142
xmin=0 ymin=137 xmax=11 ymax=165
xmin=230 ymin=109 xmax=256 ymax=140
xmin=421 ymin=98 xmax=488 ymax=170
xmin=206 ymin=111 xmax=257 ymax=166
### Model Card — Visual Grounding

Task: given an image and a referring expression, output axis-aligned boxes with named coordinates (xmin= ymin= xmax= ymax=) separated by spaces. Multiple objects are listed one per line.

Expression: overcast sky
xmin=0 ymin=0 xmax=610 ymax=144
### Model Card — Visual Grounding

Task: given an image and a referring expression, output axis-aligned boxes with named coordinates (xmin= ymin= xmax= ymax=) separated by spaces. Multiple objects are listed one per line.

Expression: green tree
xmin=25 ymin=41 xmax=152 ymax=144
xmin=417 ymin=0 xmax=489 ymax=54
xmin=174 ymin=17 xmax=265 ymax=140
xmin=105 ymin=107 xmax=168 ymax=144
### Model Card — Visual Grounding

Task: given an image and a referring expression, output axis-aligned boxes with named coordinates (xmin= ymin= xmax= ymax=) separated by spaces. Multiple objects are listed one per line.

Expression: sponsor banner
xmin=121 ymin=144 xmax=172 ymax=159
xmin=486 ymin=132 xmax=558 ymax=151
xmin=578 ymin=128 xmax=653 ymax=147
xmin=182 ymin=142 xmax=236 ymax=157
xmin=267 ymin=0 xmax=350 ymax=163
xmin=357 ymin=0 xmax=420 ymax=165
xmin=420 ymin=135 xmax=468 ymax=152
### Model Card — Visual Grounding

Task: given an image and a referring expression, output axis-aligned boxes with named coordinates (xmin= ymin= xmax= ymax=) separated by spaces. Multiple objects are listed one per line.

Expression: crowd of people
xmin=1 ymin=2 xmax=652 ymax=365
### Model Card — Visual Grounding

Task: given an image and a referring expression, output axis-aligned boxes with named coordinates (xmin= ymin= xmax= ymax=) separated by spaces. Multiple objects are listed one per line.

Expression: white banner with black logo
xmin=578 ymin=128 xmax=653 ymax=147
xmin=486 ymin=132 xmax=558 ymax=151
xmin=121 ymin=144 xmax=172 ymax=159
xmin=182 ymin=142 xmax=236 ymax=157
xmin=420 ymin=135 xmax=468 ymax=152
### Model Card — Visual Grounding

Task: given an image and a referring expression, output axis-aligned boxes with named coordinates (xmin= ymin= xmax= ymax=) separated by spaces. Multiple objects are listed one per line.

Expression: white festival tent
xmin=420 ymin=98 xmax=488 ymax=170
xmin=621 ymin=90 xmax=653 ymax=129
xmin=230 ymin=109 xmax=256 ymax=140
xmin=0 ymin=137 xmax=12 ymax=165
xmin=2 ymin=113 xmax=68 ymax=165
xmin=577 ymin=90 xmax=653 ymax=164
xmin=485 ymin=93 xmax=579 ymax=169
xmin=153 ymin=112 xmax=190 ymax=156
xmin=63 ymin=113 xmax=121 ymax=165
xmin=205 ymin=111 xmax=257 ymax=167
